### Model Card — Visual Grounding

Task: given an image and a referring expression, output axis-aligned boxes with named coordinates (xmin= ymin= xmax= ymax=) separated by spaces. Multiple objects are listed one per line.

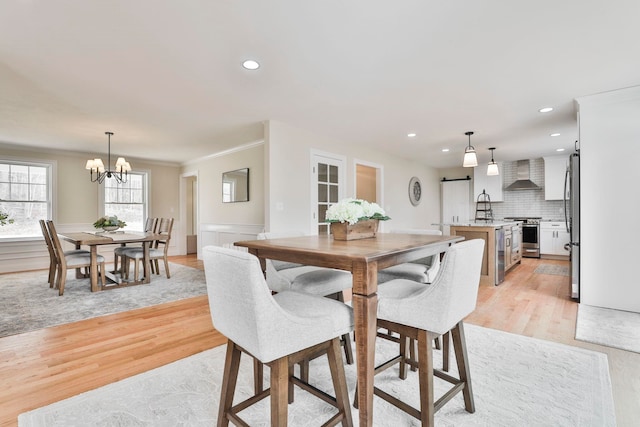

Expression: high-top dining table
xmin=234 ymin=232 xmax=464 ymax=426
xmin=58 ymin=231 xmax=160 ymax=292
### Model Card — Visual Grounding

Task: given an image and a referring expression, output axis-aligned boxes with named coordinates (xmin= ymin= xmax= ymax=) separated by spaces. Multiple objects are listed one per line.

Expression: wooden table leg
xmin=142 ymin=241 xmax=151 ymax=284
xmin=75 ymin=243 xmax=83 ymax=279
xmin=90 ymin=245 xmax=99 ymax=292
xmin=353 ymin=262 xmax=378 ymax=427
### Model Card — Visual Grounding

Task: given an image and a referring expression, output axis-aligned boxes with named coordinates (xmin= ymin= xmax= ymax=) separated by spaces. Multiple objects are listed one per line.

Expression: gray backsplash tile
xmin=488 ymin=158 xmax=566 ymax=220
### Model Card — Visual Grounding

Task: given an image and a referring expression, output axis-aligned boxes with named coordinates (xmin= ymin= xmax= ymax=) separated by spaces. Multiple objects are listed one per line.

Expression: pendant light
xmin=85 ymin=132 xmax=131 ymax=184
xmin=487 ymin=147 xmax=499 ymax=176
xmin=462 ymin=131 xmax=478 ymax=167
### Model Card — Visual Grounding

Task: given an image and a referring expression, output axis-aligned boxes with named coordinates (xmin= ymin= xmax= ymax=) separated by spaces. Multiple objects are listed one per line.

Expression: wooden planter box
xmin=330 ymin=219 xmax=379 ymax=241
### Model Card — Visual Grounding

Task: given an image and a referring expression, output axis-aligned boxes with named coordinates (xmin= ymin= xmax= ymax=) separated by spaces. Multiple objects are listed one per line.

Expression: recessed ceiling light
xmin=242 ymin=60 xmax=260 ymax=70
xmin=550 ymin=133 xmax=561 ymax=137
xmin=539 ymin=107 xmax=553 ymax=113
xmin=556 ymin=148 xmax=565 ymax=152
xmin=407 ymin=133 xmax=416 ymax=138
xmin=441 ymin=148 xmax=450 ymax=152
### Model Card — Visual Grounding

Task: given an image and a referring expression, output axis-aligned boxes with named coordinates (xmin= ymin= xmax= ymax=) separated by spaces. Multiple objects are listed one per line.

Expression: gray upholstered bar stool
xmin=258 ymin=231 xmax=355 ymax=366
xmin=362 ymin=239 xmax=485 ymax=427
xmin=378 ymin=229 xmax=443 ymax=284
xmin=203 ymin=246 xmax=354 ymax=427
xmin=377 ymin=228 xmax=447 ymax=370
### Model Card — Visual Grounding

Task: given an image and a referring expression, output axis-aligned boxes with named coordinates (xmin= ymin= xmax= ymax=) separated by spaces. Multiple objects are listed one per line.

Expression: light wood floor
xmin=1 ymin=255 xmax=637 ymax=426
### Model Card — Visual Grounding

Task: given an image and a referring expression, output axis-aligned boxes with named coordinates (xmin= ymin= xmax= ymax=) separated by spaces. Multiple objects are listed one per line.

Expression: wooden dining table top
xmin=58 ymin=231 xmax=159 ymax=246
xmin=235 ymin=233 xmax=463 ymax=293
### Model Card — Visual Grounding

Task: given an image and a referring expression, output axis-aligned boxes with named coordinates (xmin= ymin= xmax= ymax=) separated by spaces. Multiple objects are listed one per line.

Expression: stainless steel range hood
xmin=505 ymin=160 xmax=542 ymax=190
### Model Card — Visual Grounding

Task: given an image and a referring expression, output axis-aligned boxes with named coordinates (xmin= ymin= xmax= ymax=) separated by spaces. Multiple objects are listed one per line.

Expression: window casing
xmin=102 ymin=172 xmax=149 ymax=231
xmin=0 ymin=160 xmax=53 ymax=239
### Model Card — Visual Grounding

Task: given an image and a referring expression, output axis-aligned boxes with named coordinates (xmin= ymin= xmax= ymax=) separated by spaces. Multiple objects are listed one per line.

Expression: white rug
xmin=533 ymin=264 xmax=570 ymax=276
xmin=576 ymin=304 xmax=640 ymax=354
xmin=18 ymin=324 xmax=615 ymax=427
xmin=0 ymin=263 xmax=206 ymax=338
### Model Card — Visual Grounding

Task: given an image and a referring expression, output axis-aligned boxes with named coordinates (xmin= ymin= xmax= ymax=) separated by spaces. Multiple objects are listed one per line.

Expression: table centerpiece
xmin=325 ymin=198 xmax=390 ymax=240
xmin=93 ymin=215 xmax=126 ymax=232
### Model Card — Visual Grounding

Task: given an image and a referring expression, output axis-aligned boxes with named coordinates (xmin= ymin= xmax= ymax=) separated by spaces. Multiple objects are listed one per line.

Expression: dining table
xmin=234 ymin=232 xmax=464 ymax=426
xmin=57 ymin=231 xmax=160 ymax=292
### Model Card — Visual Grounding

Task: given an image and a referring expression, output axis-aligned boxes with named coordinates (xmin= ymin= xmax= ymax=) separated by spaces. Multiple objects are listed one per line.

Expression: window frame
xmin=98 ymin=169 xmax=150 ymax=231
xmin=0 ymin=156 xmax=56 ymax=242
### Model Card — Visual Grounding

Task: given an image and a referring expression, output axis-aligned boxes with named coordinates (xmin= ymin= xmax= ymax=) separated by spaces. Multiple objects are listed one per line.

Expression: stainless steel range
xmin=504 ymin=217 xmax=541 ymax=258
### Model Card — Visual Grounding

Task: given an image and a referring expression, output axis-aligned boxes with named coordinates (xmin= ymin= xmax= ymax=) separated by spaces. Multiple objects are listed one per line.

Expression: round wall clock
xmin=409 ymin=176 xmax=422 ymax=206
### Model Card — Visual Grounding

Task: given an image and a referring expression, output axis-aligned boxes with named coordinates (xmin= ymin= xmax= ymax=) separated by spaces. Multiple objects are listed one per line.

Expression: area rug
xmin=576 ymin=304 xmax=640 ymax=354
xmin=533 ymin=263 xmax=570 ymax=276
xmin=18 ymin=324 xmax=615 ymax=427
xmin=0 ymin=263 xmax=206 ymax=338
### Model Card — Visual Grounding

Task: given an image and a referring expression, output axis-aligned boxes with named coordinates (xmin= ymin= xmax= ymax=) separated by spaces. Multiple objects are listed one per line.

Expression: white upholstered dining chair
xmin=257 ymin=231 xmax=355 ymax=366
xmin=378 ymin=229 xmax=443 ymax=284
xmin=362 ymin=239 xmax=485 ymax=426
xmin=203 ymin=245 xmax=354 ymax=426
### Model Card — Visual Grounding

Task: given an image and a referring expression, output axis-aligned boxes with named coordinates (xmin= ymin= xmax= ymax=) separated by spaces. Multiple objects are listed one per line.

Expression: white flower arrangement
xmin=325 ymin=198 xmax=390 ymax=225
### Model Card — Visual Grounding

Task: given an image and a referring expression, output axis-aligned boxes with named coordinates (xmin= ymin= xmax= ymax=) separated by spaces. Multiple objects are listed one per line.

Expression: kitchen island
xmin=444 ymin=221 xmax=522 ymax=286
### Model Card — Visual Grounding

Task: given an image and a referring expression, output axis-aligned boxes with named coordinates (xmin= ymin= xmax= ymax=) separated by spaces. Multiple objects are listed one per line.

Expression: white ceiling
xmin=1 ymin=1 xmax=639 ymax=168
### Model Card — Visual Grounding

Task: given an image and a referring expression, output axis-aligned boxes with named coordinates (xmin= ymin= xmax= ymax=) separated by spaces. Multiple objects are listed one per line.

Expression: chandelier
xmin=487 ymin=147 xmax=499 ymax=176
xmin=85 ymin=132 xmax=131 ymax=184
xmin=462 ymin=131 xmax=478 ymax=167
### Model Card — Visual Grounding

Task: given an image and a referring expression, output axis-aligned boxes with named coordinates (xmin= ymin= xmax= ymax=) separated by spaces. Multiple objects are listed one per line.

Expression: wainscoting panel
xmin=199 ymin=223 xmax=264 ymax=257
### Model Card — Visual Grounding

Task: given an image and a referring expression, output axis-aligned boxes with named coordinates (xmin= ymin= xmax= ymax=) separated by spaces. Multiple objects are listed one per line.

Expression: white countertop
xmin=434 ymin=221 xmax=522 ymax=228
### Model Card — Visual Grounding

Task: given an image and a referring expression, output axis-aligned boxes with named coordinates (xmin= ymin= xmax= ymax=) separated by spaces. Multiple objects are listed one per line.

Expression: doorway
xmin=311 ymin=151 xmax=346 ymax=235
xmin=355 ymin=160 xmax=383 ymax=203
xmin=180 ymin=172 xmax=198 ymax=256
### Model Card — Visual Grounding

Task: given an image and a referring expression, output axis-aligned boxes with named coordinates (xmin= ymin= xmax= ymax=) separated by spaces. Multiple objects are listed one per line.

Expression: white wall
xmin=180 ymin=142 xmax=265 ymax=255
xmin=576 ymin=86 xmax=640 ymax=313
xmin=265 ymin=120 xmax=441 ymax=233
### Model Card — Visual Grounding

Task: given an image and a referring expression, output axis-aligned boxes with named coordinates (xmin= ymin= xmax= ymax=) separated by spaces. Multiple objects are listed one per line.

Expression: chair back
xmin=45 ymin=221 xmax=68 ymax=270
xmin=380 ymin=239 xmax=484 ymax=334
xmin=39 ymin=219 xmax=57 ymax=262
xmin=257 ymin=231 xmax=305 ymax=272
xmin=144 ymin=217 xmax=157 ymax=233
xmin=153 ymin=218 xmax=174 ymax=253
xmin=390 ymin=229 xmax=442 ymax=269
xmin=203 ymin=245 xmax=289 ymax=360
xmin=422 ymin=239 xmax=484 ymax=334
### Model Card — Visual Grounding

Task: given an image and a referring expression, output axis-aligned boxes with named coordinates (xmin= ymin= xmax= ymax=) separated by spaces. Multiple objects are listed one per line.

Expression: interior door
xmin=311 ymin=152 xmax=345 ymax=235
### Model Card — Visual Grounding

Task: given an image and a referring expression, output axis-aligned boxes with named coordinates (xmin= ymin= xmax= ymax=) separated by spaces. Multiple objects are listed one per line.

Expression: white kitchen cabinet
xmin=544 ymin=156 xmax=569 ymax=200
xmin=441 ymin=179 xmax=470 ymax=235
xmin=473 ymin=162 xmax=503 ymax=202
xmin=540 ymin=221 xmax=570 ymax=256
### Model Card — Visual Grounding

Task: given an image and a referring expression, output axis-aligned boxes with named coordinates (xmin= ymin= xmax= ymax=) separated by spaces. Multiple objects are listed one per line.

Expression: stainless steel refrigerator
xmin=564 ymin=148 xmax=580 ymax=300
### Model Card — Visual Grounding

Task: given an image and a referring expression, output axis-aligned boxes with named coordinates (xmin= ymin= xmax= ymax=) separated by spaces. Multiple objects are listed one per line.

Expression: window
xmin=0 ymin=160 xmax=53 ymax=239
xmin=103 ymin=172 xmax=148 ymax=231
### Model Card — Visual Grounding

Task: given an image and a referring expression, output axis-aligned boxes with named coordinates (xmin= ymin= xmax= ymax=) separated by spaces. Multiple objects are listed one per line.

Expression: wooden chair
xmin=202 ymin=246 xmax=353 ymax=426
xmin=356 ymin=239 xmax=485 ymax=426
xmin=113 ymin=217 xmax=157 ymax=275
xmin=39 ymin=219 xmax=90 ymax=287
xmin=46 ymin=220 xmax=105 ymax=295
xmin=123 ymin=218 xmax=173 ymax=280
